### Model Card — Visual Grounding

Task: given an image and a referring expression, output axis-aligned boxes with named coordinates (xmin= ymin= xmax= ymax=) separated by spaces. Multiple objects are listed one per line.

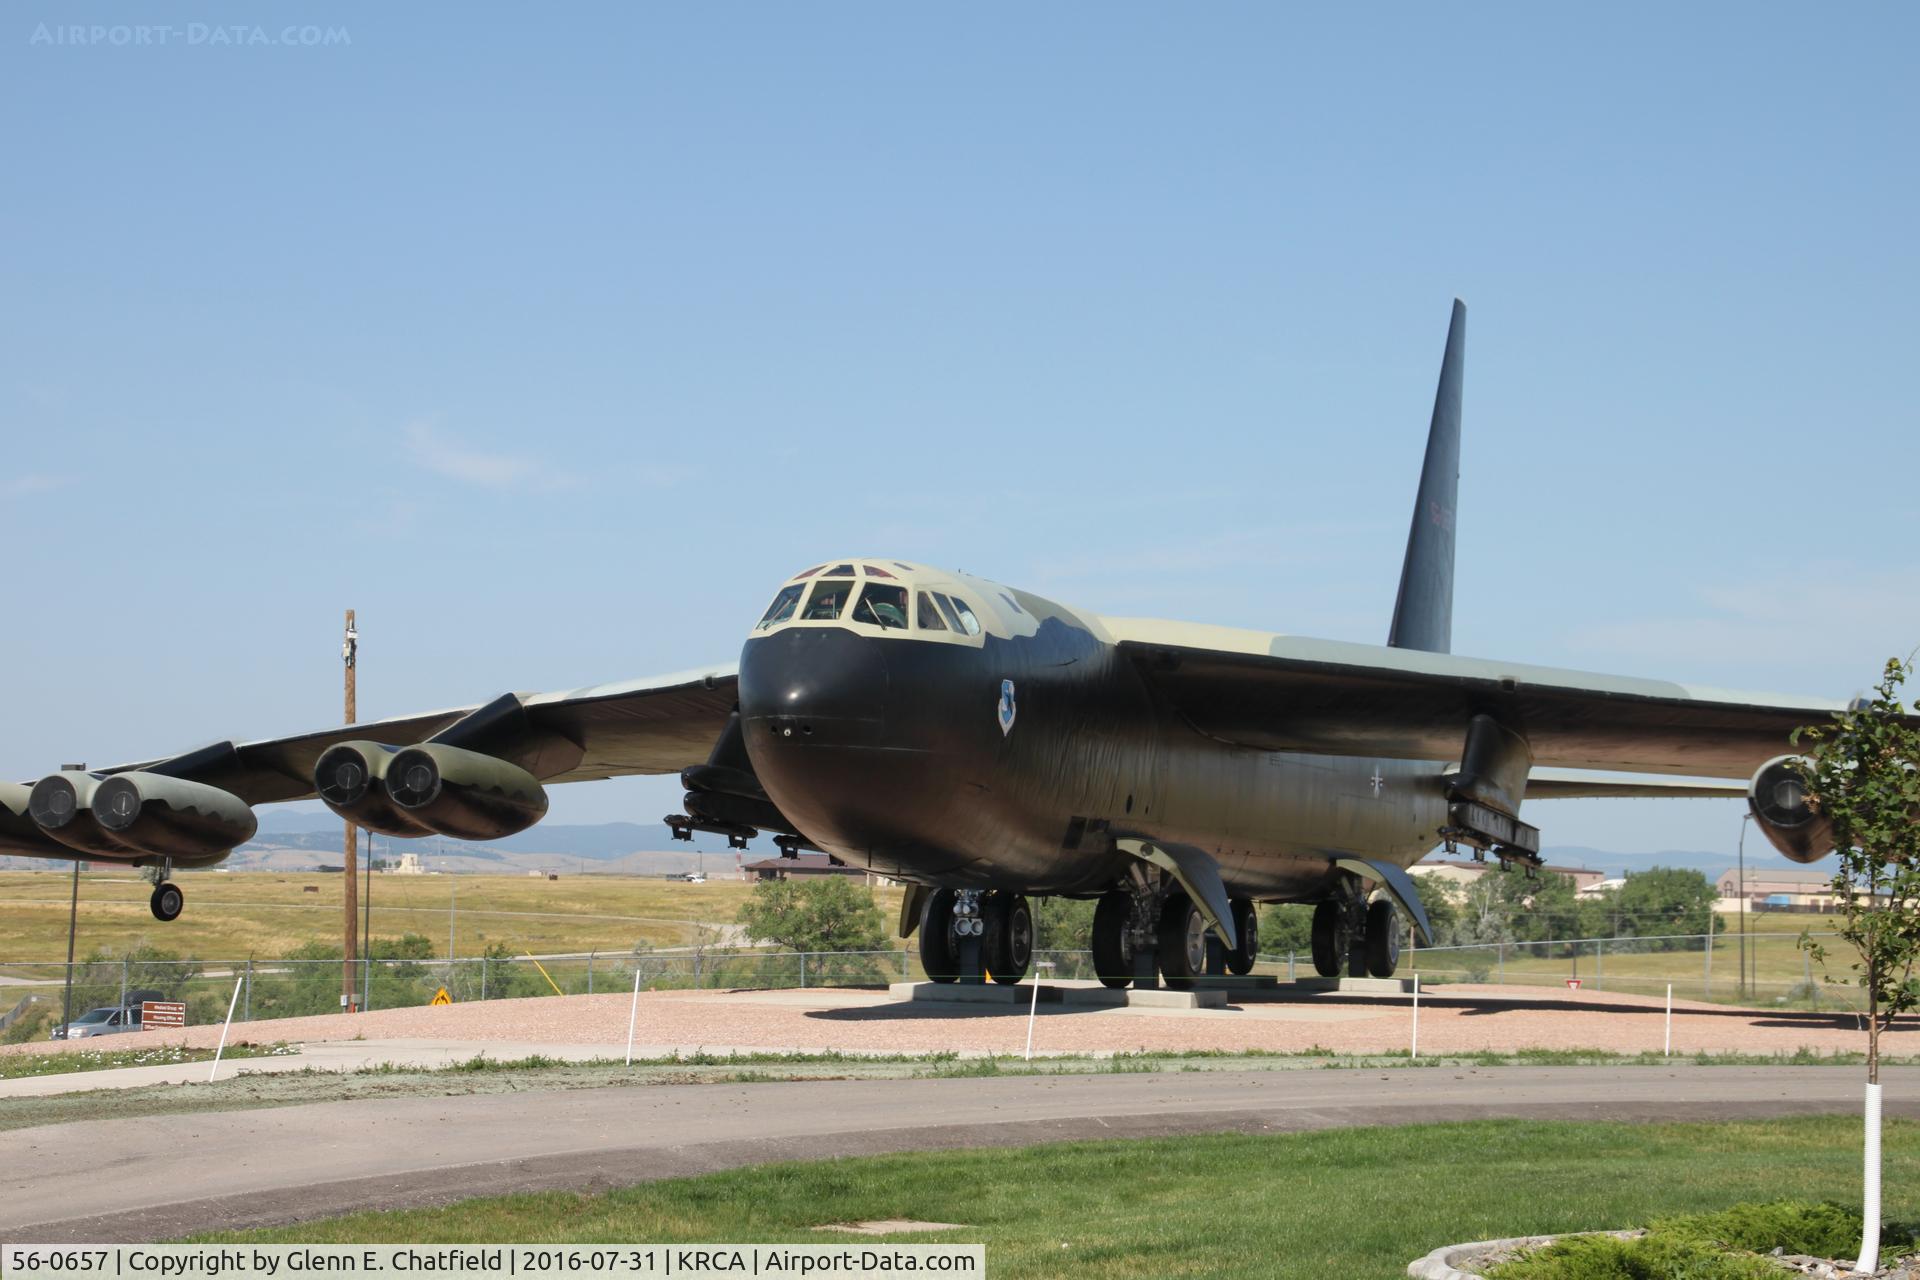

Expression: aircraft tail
xmin=1387 ymin=299 xmax=1465 ymax=654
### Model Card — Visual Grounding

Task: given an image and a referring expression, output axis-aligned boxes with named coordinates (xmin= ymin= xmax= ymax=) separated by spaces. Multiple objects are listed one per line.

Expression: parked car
xmin=50 ymin=1006 xmax=139 ymax=1040
xmin=49 ymin=991 xmax=169 ymax=1041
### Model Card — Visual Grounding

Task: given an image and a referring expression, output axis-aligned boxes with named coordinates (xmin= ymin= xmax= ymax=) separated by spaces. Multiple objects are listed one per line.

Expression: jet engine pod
xmin=384 ymin=743 xmax=548 ymax=840
xmin=314 ymin=741 xmax=436 ymax=838
xmin=92 ymin=772 xmax=258 ymax=860
xmin=1747 ymin=755 xmax=1834 ymax=864
xmin=27 ymin=771 xmax=134 ymax=856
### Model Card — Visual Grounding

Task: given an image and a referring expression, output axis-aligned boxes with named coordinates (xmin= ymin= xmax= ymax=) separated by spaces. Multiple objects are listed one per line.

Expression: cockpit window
xmin=757 ymin=584 xmax=804 ymax=629
xmin=801 ymin=580 xmax=855 ymax=620
xmin=916 ymin=592 xmax=948 ymax=631
xmin=942 ymin=593 xmax=983 ymax=636
xmin=853 ymin=583 xmax=909 ymax=630
xmin=791 ymin=565 xmax=826 ymax=580
xmin=862 ymin=564 xmax=896 ymax=579
xmin=825 ymin=563 xmax=855 ymax=577
xmin=932 ymin=593 xmax=965 ymax=632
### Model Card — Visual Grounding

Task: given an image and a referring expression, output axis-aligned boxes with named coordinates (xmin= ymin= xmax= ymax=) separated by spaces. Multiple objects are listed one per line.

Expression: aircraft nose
xmin=738 ymin=627 xmax=889 ymax=743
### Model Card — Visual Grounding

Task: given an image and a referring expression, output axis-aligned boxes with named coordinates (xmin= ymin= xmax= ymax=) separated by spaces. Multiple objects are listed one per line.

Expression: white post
xmin=1024 ymin=961 xmax=1054 ymax=1062
xmin=1664 ymin=983 xmax=1673 ymax=1057
xmin=1861 ymin=1082 xmax=1883 ymax=1273
xmin=209 ymin=974 xmax=243 ymax=1083
xmin=1410 ymin=973 xmax=1420 ymax=1060
xmin=625 ymin=967 xmax=643 ymax=1066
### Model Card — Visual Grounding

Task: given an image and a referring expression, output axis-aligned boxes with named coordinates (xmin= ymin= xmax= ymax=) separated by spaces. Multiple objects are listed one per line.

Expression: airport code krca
xmin=1 ymin=1249 xmax=983 ymax=1279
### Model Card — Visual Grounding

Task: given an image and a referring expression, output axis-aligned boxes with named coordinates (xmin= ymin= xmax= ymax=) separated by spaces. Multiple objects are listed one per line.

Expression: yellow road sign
xmin=429 ymin=987 xmax=452 ymax=1006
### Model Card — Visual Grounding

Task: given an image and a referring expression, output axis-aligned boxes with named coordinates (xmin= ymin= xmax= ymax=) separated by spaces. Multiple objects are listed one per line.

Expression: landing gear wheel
xmin=150 ymin=881 xmax=183 ymax=923
xmin=1225 ymin=898 xmax=1259 ymax=976
xmin=1310 ymin=900 xmax=1344 ymax=978
xmin=919 ymin=888 xmax=959 ymax=983
xmin=1364 ymin=899 xmax=1402 ymax=978
xmin=1156 ymin=894 xmax=1207 ymax=991
xmin=984 ymin=893 xmax=1033 ymax=985
xmin=1091 ymin=891 xmax=1134 ymax=989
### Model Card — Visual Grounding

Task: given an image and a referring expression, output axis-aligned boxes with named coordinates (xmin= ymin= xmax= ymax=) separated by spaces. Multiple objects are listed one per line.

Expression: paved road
xmin=3 ymin=1066 xmax=1911 ymax=1242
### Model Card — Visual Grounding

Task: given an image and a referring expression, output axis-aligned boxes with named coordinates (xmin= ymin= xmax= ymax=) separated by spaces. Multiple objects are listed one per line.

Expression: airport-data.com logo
xmin=29 ymin=22 xmax=351 ymax=48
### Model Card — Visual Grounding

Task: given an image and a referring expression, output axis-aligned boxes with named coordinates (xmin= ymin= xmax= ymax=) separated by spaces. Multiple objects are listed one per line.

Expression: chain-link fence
xmin=0 ymin=927 xmax=1868 ymax=1039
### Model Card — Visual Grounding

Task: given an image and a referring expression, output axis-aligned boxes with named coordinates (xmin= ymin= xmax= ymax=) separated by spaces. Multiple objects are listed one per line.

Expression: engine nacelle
xmin=383 ymin=743 xmax=548 ymax=840
xmin=90 ymin=772 xmax=257 ymax=860
xmin=1 ymin=781 xmax=76 ymax=859
xmin=1747 ymin=755 xmax=1834 ymax=864
xmin=314 ymin=741 xmax=437 ymax=838
xmin=27 ymin=771 xmax=135 ymax=856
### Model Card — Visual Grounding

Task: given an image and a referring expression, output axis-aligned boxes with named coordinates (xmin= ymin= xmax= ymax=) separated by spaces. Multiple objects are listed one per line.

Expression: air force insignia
xmin=997 ymin=679 xmax=1017 ymax=736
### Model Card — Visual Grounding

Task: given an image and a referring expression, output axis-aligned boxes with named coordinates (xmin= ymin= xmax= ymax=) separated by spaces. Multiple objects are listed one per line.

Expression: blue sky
xmin=3 ymin=4 xmax=1915 ymax=868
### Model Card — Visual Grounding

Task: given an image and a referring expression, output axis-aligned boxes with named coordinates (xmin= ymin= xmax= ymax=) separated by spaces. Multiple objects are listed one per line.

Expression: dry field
xmin=0 ymin=869 xmax=905 ymax=964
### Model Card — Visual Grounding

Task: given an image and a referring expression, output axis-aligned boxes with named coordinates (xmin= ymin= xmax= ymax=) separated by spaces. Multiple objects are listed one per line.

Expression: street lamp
xmin=1737 ymin=812 xmax=1752 ymax=998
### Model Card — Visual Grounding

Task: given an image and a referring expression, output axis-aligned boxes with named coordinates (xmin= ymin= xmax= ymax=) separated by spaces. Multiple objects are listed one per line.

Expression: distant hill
xmin=2 ymin=808 xmax=1807 ymax=883
xmin=1540 ymin=845 xmax=1805 ymax=881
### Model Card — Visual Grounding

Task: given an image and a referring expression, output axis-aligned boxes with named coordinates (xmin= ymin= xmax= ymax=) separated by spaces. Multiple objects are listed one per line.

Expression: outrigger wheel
xmin=919 ymin=887 xmax=959 ymax=982
xmin=149 ymin=881 xmax=184 ymax=923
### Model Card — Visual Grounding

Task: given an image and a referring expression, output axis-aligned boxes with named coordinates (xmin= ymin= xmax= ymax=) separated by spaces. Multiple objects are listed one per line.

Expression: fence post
xmin=480 ymin=956 xmax=489 ymax=1002
xmin=800 ymin=952 xmax=807 ymax=989
xmin=244 ymin=959 xmax=253 ymax=1023
xmin=1596 ymin=939 xmax=1604 ymax=991
xmin=120 ymin=958 xmax=128 ymax=1011
xmin=695 ymin=951 xmax=703 ymax=989
xmin=588 ymin=952 xmax=595 ymax=995
xmin=1703 ymin=931 xmax=1712 ymax=999
xmin=1287 ymin=951 xmax=1295 ymax=983
xmin=1498 ymin=943 xmax=1505 ymax=983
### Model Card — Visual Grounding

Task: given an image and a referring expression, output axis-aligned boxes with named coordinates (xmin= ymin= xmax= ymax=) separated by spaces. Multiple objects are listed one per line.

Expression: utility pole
xmin=342 ymin=610 xmax=359 ymax=1013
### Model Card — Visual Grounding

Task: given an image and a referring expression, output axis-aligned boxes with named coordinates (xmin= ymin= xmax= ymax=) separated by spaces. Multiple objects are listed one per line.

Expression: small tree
xmin=1793 ymin=656 xmax=1920 ymax=1272
xmin=736 ymin=876 xmax=886 ymax=953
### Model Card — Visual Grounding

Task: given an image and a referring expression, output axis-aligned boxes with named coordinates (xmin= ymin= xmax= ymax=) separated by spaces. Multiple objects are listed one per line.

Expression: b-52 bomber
xmin=1 ymin=302 xmax=1859 ymax=988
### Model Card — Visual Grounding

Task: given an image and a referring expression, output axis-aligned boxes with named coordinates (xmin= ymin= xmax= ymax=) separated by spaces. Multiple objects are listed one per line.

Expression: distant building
xmin=1414 ymin=858 xmax=1605 ymax=893
xmin=1715 ymin=867 xmax=1844 ymax=913
xmin=389 ymin=852 xmax=425 ymax=875
xmin=742 ymin=853 xmax=889 ymax=885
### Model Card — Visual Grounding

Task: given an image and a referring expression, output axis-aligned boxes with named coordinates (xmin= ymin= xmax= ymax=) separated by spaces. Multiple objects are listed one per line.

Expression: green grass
xmin=1488 ymin=1200 xmax=1920 ymax=1278
xmin=191 ymin=1116 xmax=1920 ymax=1278
xmin=0 ymin=1041 xmax=295 ymax=1079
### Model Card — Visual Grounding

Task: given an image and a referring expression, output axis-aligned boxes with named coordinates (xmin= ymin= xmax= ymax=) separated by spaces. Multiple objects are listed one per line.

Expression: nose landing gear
xmin=918 ymin=888 xmax=1032 ymax=985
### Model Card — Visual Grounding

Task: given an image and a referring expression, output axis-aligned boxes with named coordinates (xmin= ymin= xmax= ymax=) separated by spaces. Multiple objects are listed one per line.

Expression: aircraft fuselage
xmin=737 ymin=570 xmax=1447 ymax=900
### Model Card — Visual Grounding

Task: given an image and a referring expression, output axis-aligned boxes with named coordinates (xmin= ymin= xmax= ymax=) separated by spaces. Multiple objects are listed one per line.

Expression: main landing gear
xmin=1310 ymin=885 xmax=1402 ymax=979
xmin=1090 ymin=878 xmax=1259 ymax=991
xmin=148 ymin=864 xmax=183 ymax=922
xmin=920 ymin=888 xmax=1034 ymax=985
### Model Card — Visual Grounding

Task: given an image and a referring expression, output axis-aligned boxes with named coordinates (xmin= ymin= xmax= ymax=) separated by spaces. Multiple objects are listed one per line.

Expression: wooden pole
xmin=342 ymin=610 xmax=358 ymax=1013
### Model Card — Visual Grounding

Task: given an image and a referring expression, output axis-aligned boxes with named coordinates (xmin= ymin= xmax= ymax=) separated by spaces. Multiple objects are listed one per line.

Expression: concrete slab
xmin=887 ymin=982 xmax=1030 ymax=1004
xmin=1124 ymin=988 xmax=1229 ymax=1009
xmin=888 ymin=981 xmax=1226 ymax=1009
xmin=1280 ymin=976 xmax=1416 ymax=995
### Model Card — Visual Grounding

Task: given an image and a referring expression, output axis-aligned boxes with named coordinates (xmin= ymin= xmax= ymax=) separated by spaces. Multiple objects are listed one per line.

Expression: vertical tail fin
xmin=1387 ymin=299 xmax=1465 ymax=654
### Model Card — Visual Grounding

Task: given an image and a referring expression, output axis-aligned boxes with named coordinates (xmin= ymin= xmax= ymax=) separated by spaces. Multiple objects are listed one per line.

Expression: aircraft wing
xmin=1111 ymin=620 xmax=1848 ymax=779
xmin=68 ymin=664 xmax=740 ymax=808
xmin=1516 ymin=770 xmax=1747 ymax=800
